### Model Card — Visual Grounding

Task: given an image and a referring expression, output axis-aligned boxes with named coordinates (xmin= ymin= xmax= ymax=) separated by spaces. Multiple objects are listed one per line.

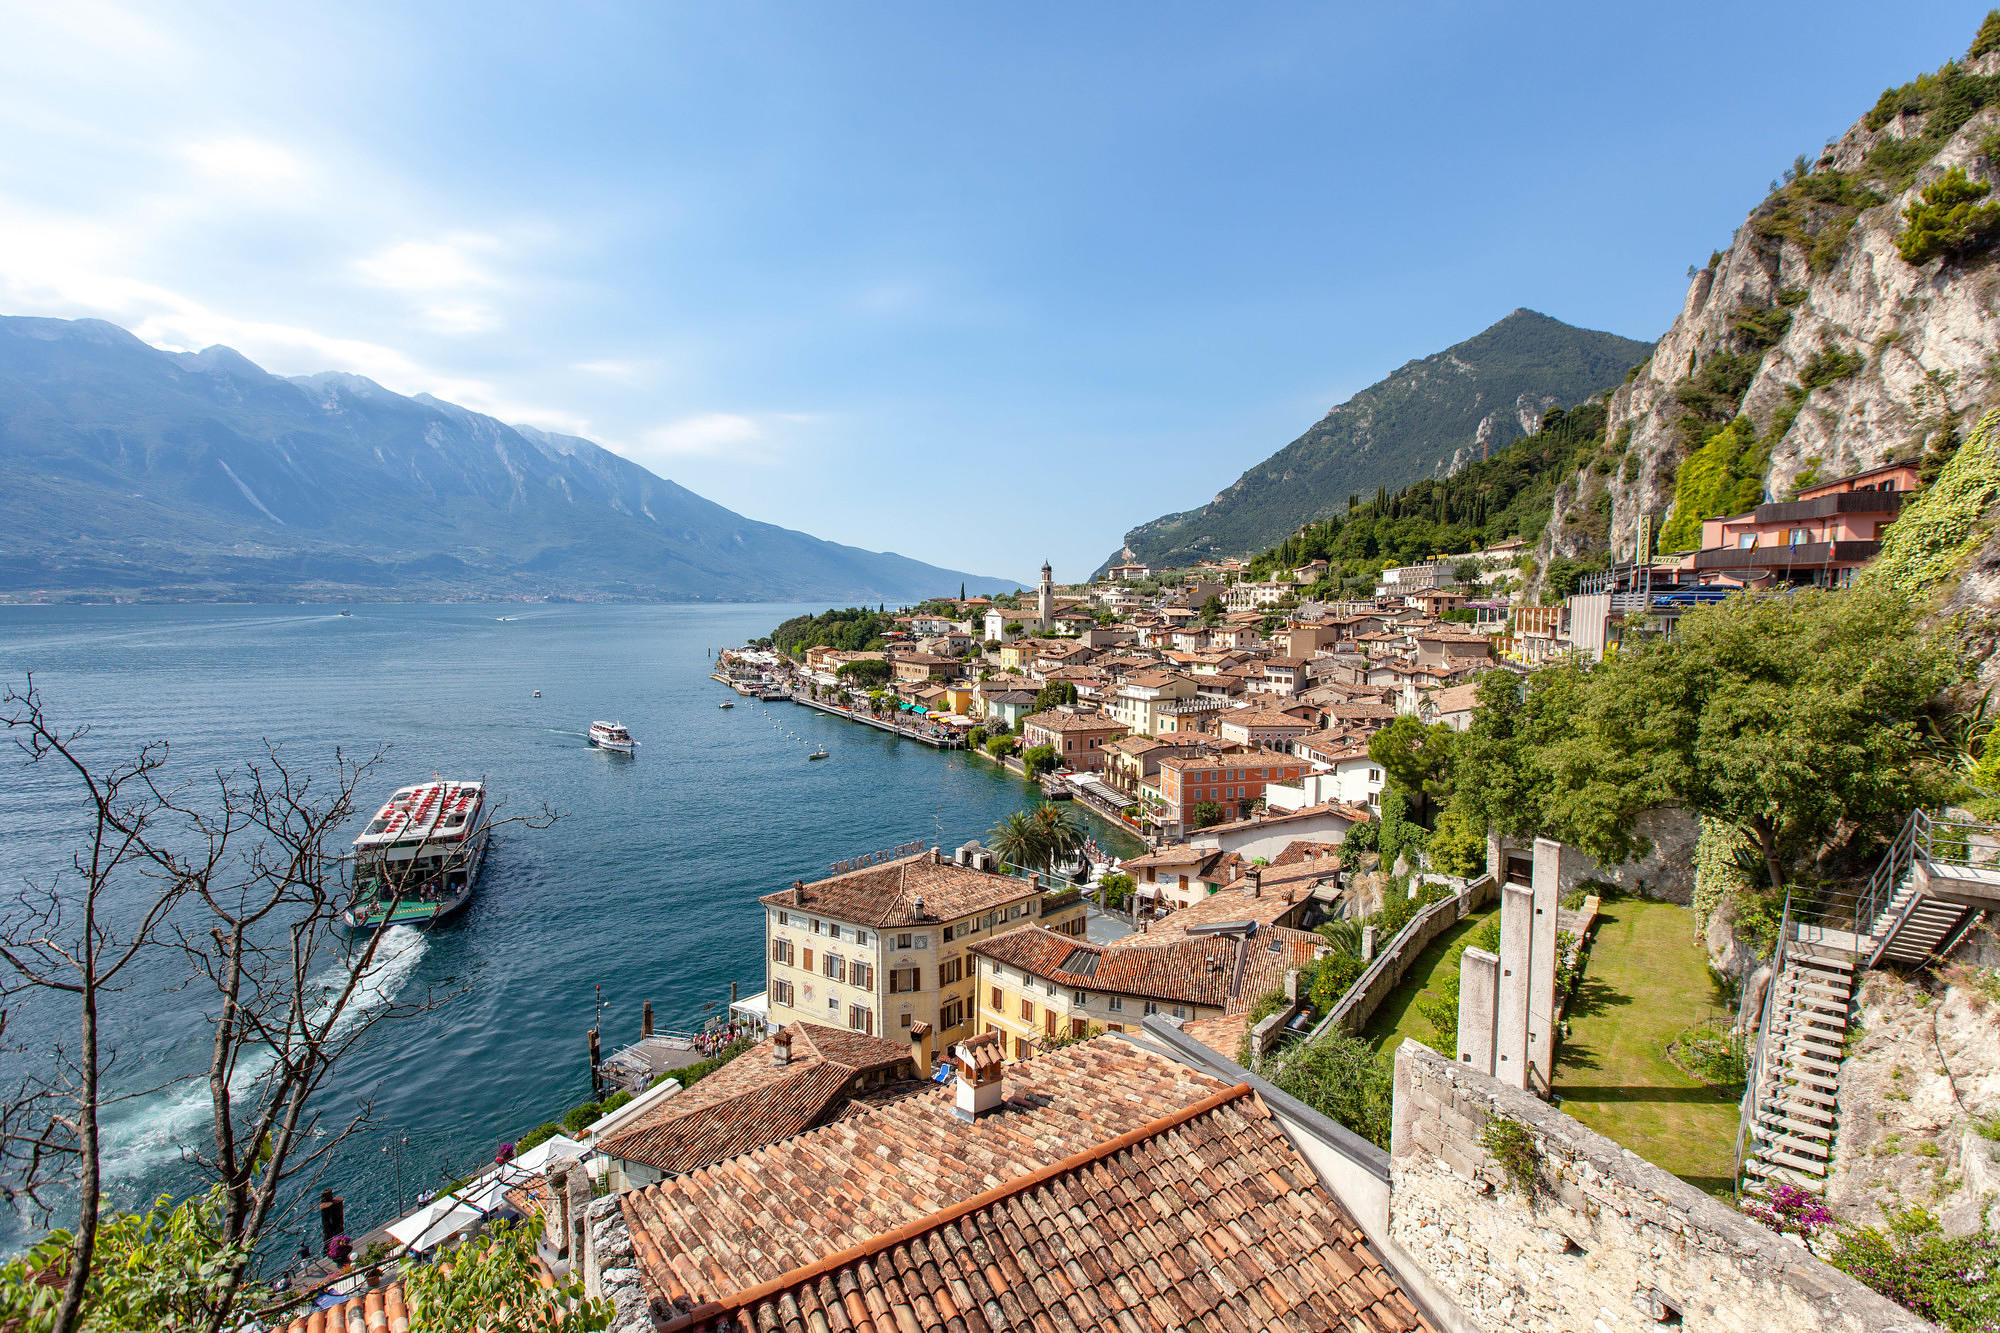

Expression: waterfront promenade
xmin=786 ymin=691 xmax=966 ymax=748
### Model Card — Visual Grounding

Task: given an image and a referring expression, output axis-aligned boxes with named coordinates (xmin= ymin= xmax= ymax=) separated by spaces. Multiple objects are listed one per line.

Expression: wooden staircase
xmin=1742 ymin=943 xmax=1853 ymax=1189
xmin=1736 ymin=809 xmax=1998 ymax=1194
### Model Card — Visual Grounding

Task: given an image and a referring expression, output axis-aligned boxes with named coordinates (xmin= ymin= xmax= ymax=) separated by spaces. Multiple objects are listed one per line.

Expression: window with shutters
xmin=938 ymin=957 xmax=962 ymax=986
xmin=1044 ymin=1010 xmax=1056 ymax=1037
xmin=848 ymin=1005 xmax=872 ymax=1035
xmin=1019 ymin=997 xmax=1035 ymax=1022
xmin=895 ymin=933 xmax=912 ymax=949
xmin=940 ymin=999 xmax=964 ymax=1028
xmin=851 ymin=962 xmax=872 ymax=990
xmin=990 ymin=985 xmax=1002 ymax=1009
xmin=825 ymin=954 xmax=843 ymax=982
xmin=1013 ymin=1036 xmax=1029 ymax=1060
xmin=772 ymin=979 xmax=793 ymax=1007
xmin=802 ymin=947 xmax=814 ymax=972
xmin=889 ymin=966 xmax=921 ymax=994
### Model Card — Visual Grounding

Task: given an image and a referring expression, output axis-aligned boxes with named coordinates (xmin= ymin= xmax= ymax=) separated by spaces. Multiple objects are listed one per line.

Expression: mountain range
xmin=0 ymin=317 xmax=1011 ymax=602
xmin=1100 ymin=309 xmax=1652 ymax=573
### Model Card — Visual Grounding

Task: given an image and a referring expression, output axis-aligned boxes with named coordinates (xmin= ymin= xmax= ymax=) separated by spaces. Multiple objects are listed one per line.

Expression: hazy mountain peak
xmin=0 ymin=314 xmax=1009 ymax=601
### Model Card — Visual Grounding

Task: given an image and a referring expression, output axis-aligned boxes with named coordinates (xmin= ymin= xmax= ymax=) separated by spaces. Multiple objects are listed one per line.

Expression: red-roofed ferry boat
xmin=344 ymin=779 xmax=489 ymax=928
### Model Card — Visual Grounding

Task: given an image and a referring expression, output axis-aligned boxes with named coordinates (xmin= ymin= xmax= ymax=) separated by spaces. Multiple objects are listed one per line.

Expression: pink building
xmin=1682 ymin=461 xmax=1919 ymax=588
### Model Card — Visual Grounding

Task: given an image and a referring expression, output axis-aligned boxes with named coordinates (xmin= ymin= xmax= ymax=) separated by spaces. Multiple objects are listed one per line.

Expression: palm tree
xmin=987 ymin=810 xmax=1041 ymax=874
xmin=1031 ymin=804 xmax=1087 ymax=876
xmin=1317 ymin=917 xmax=1367 ymax=957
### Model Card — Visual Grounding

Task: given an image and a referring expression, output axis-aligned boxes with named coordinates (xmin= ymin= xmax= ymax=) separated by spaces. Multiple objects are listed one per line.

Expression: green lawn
xmin=1554 ymin=895 xmax=1740 ymax=1197
xmin=1361 ymin=905 xmax=1500 ymax=1061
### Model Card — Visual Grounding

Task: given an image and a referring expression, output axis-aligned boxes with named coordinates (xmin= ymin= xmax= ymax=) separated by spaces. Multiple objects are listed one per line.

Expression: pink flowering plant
xmin=1741 ymin=1181 xmax=1833 ymax=1239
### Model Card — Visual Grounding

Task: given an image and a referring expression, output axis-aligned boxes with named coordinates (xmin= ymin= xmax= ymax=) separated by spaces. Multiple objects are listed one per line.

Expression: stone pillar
xmin=1485 ymin=825 xmax=1504 ymax=881
xmin=1527 ymin=837 xmax=1562 ymax=1096
xmin=1496 ymin=882 xmax=1533 ymax=1090
xmin=1361 ymin=925 xmax=1377 ymax=963
xmin=1456 ymin=946 xmax=1499 ymax=1074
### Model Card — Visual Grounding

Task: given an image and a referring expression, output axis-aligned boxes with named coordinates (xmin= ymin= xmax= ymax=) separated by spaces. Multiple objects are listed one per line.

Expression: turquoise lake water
xmin=0 ymin=603 xmax=1138 ymax=1253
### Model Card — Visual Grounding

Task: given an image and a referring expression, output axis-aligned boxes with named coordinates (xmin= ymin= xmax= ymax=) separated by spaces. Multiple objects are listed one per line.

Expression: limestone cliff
xmin=1538 ymin=46 xmax=2000 ymax=576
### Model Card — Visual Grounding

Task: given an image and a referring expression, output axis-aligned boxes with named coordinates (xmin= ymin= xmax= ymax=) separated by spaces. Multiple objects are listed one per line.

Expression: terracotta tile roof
xmin=596 ymin=1023 xmax=915 ymax=1176
xmin=1220 ymin=708 xmax=1315 ymax=730
xmin=1124 ymin=885 xmax=1313 ymax=944
xmin=1194 ymin=800 xmax=1373 ymax=838
xmin=975 ymin=924 xmax=1325 ymax=1010
xmin=1120 ymin=842 xmax=1218 ymax=871
xmin=1269 ymin=838 xmax=1346 ymax=866
xmin=279 ymin=1282 xmax=408 ymax=1333
xmin=760 ymin=850 xmax=1041 ymax=928
xmin=1021 ymin=709 xmax=1126 ymax=733
xmin=625 ymin=1039 xmax=1430 ymax=1333
xmin=1179 ymin=1012 xmax=1250 ymax=1061
xmin=1424 ymin=683 xmax=1482 ymax=713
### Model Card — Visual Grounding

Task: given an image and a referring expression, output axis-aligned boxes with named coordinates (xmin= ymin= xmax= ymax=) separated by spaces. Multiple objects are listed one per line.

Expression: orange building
xmin=1151 ymin=748 xmax=1307 ymax=839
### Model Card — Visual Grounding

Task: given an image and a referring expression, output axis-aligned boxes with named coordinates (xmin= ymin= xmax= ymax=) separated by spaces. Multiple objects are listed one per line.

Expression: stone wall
xmin=1496 ymin=808 xmax=1698 ymax=904
xmin=1388 ymin=1042 xmax=1936 ymax=1333
xmin=1320 ymin=875 xmax=1495 ymax=1038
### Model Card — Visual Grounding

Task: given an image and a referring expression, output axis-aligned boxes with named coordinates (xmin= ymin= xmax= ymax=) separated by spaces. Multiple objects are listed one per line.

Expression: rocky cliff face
xmin=1540 ymin=52 xmax=2000 ymax=573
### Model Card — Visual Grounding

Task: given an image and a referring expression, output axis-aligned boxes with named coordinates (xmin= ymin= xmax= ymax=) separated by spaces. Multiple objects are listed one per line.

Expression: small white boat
xmin=532 ymin=690 xmax=542 ymax=698
xmin=589 ymin=721 xmax=637 ymax=754
xmin=807 ymin=748 xmax=829 ymax=761
xmin=719 ymin=699 xmax=735 ymax=709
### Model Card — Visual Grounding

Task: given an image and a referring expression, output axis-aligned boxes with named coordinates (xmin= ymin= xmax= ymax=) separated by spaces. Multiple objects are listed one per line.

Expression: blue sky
xmin=0 ymin=2 xmax=1990 ymax=584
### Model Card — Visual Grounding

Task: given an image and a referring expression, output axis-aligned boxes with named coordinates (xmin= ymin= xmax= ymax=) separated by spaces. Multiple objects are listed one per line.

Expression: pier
xmin=787 ymin=691 xmax=966 ymax=748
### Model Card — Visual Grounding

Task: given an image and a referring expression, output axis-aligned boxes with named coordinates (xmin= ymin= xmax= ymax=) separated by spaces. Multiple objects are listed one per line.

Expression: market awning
xmin=912 ymin=705 xmax=929 ymax=715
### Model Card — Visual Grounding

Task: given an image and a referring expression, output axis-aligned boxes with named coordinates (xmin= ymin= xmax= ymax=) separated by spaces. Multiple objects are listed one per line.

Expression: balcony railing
xmin=1690 ymin=540 xmax=1880 ymax=572
xmin=1752 ymin=490 xmax=1906 ymax=525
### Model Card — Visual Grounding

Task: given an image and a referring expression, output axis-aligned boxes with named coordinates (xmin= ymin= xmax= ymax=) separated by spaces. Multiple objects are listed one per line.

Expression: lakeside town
xmin=24 ymin=7 xmax=2000 ymax=1333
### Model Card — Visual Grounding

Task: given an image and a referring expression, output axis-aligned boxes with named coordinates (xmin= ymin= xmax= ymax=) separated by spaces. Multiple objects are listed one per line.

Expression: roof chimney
xmin=909 ymin=1020 xmax=934 ymax=1079
xmin=1248 ymin=866 xmax=1263 ymax=899
xmin=790 ymin=879 xmax=806 ymax=906
xmin=950 ymin=1033 xmax=1005 ymax=1122
xmin=912 ymin=894 xmax=927 ymax=919
xmin=772 ymin=1029 xmax=793 ymax=1066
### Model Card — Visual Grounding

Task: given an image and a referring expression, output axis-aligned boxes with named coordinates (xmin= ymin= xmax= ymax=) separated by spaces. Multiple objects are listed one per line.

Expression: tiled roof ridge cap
xmin=653 ymin=1081 xmax=1255 ymax=1332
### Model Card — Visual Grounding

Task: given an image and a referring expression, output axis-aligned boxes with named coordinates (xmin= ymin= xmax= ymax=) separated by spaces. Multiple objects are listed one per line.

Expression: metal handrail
xmin=1734 ymin=887 xmax=1793 ymax=1184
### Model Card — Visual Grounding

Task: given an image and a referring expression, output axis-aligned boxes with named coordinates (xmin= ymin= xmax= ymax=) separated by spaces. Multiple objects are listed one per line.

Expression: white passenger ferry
xmin=588 ymin=721 xmax=637 ymax=754
xmin=344 ymin=779 xmax=490 ymax=928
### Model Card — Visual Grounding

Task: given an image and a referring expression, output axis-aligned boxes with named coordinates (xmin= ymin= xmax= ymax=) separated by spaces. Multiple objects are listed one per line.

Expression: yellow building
xmin=758 ymin=846 xmax=1085 ymax=1049
xmin=970 ymin=922 xmax=1324 ymax=1062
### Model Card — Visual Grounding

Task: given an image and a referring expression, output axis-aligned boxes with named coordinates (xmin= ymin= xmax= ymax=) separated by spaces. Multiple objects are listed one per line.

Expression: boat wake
xmin=100 ymin=926 xmax=430 ymax=1184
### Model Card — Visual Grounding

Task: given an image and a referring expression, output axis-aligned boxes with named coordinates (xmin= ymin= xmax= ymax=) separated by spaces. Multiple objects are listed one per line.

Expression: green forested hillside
xmin=1102 ymin=310 xmax=1650 ymax=574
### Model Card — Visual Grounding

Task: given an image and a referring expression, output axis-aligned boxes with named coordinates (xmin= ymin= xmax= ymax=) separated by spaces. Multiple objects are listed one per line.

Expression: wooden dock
xmin=787 ymin=692 xmax=966 ymax=749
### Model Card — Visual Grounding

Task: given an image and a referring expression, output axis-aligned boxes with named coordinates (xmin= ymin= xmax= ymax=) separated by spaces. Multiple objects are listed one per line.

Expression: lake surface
xmin=0 ymin=603 xmax=1138 ymax=1254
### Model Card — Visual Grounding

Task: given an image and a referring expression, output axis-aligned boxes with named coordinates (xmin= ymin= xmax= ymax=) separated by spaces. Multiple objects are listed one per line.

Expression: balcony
xmin=1751 ymin=490 xmax=1905 ymax=525
xmin=1690 ymin=540 xmax=1880 ymax=574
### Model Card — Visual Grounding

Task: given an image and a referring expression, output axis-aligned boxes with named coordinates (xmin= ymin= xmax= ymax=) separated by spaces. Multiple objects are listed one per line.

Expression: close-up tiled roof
xmin=974 ymin=923 xmax=1324 ymax=1010
xmin=759 ymin=850 xmax=1040 ymax=927
xmin=624 ymin=1039 xmax=1432 ymax=1333
xmin=597 ymin=1022 xmax=914 ymax=1176
xmin=278 ymin=1282 xmax=408 ymax=1333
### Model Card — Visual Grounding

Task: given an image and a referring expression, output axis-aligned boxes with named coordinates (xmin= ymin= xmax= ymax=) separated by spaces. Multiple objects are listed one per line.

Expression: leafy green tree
xmin=403 ymin=1220 xmax=614 ymax=1332
xmin=1450 ymin=558 xmax=1482 ymax=586
xmin=966 ymin=726 xmax=988 ymax=750
xmin=1198 ymin=594 xmax=1225 ymax=626
xmin=1270 ymin=1032 xmax=1392 ymax=1148
xmin=1610 ymin=584 xmax=1961 ymax=893
xmin=0 ymin=1186 xmax=262 ymax=1333
xmin=1427 ymin=801 xmax=1487 ymax=877
xmin=1368 ymin=715 xmax=1458 ymax=815
xmin=1021 ymin=744 xmax=1060 ymax=779
xmin=1031 ymin=803 xmax=1087 ymax=871
xmin=1189 ymin=801 xmax=1225 ymax=829
xmin=1097 ymin=871 xmax=1135 ymax=909
xmin=1898 ymin=166 xmax=2000 ymax=264
xmin=835 ymin=658 xmax=892 ymax=687
xmin=1032 ymin=680 xmax=1078 ymax=711
xmin=984 ymin=735 xmax=1017 ymax=760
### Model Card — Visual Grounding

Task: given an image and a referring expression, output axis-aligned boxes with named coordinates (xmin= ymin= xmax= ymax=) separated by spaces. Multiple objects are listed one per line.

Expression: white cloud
xmin=178 ymin=135 xmax=308 ymax=194
xmin=642 ymin=412 xmax=764 ymax=458
xmin=574 ymin=358 xmax=649 ymax=382
xmin=353 ymin=234 xmax=503 ymax=294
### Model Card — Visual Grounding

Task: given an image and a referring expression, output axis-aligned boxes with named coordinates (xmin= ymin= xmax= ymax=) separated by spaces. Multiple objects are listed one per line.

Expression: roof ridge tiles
xmin=655 ymin=1083 xmax=1254 ymax=1332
